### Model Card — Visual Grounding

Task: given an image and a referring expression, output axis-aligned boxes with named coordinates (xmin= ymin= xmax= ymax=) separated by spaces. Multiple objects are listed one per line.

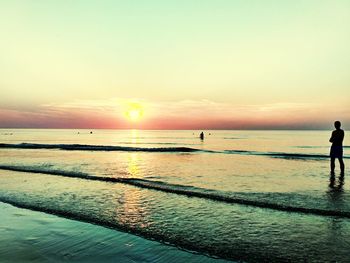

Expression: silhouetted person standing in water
xmin=200 ymin=132 xmax=204 ymax=140
xmin=329 ymin=121 xmax=345 ymax=175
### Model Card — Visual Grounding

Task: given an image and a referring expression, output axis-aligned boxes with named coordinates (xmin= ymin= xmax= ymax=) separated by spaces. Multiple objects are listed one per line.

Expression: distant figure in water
xmin=329 ymin=121 xmax=345 ymax=175
xmin=200 ymin=132 xmax=204 ymax=140
xmin=90 ymin=131 xmax=93 ymax=134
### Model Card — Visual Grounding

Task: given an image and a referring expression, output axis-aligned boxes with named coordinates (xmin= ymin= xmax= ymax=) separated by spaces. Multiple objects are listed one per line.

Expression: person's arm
xmin=329 ymin=131 xmax=335 ymax=143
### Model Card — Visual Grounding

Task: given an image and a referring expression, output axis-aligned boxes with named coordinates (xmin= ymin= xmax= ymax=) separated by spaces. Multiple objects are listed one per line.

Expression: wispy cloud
xmin=0 ymin=98 xmax=349 ymax=129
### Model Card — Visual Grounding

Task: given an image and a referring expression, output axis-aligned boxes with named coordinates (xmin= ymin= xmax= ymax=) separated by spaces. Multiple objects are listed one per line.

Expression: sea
xmin=0 ymin=129 xmax=349 ymax=262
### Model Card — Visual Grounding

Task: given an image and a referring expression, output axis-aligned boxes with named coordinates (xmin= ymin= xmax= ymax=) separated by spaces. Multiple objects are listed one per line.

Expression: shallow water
xmin=0 ymin=129 xmax=349 ymax=262
xmin=0 ymin=202 xmax=229 ymax=263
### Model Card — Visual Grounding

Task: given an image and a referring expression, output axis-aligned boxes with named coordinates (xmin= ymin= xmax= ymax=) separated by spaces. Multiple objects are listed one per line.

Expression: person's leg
xmin=331 ymin=157 xmax=335 ymax=173
xmin=329 ymin=171 xmax=336 ymax=188
xmin=339 ymin=158 xmax=345 ymax=174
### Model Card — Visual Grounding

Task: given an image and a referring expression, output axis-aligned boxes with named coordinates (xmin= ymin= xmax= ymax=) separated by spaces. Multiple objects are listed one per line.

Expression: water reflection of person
xmin=329 ymin=121 xmax=345 ymax=175
xmin=329 ymin=172 xmax=345 ymax=191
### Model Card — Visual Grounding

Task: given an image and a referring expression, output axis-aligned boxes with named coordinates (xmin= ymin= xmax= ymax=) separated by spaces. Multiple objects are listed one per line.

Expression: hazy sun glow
xmin=124 ymin=104 xmax=144 ymax=122
xmin=127 ymin=109 xmax=142 ymax=121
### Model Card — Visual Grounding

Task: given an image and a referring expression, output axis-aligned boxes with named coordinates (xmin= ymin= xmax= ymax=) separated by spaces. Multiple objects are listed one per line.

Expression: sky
xmin=1 ymin=0 xmax=349 ymax=129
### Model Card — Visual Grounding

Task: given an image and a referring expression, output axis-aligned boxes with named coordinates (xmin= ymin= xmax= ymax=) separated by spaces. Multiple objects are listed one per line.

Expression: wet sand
xmin=0 ymin=202 xmax=231 ymax=263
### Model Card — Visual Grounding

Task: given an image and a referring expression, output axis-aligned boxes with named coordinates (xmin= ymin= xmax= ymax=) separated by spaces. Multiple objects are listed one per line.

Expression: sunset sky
xmin=1 ymin=0 xmax=349 ymax=129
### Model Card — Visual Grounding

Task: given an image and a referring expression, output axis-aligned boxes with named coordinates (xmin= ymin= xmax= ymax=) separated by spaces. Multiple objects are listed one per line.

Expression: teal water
xmin=0 ymin=129 xmax=349 ymax=262
xmin=0 ymin=202 xmax=231 ymax=263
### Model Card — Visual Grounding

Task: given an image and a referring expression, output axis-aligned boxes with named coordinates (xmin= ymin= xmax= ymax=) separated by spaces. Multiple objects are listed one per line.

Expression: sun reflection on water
xmin=114 ymin=148 xmax=150 ymax=228
xmin=127 ymin=153 xmax=140 ymax=178
xmin=131 ymin=129 xmax=139 ymax=144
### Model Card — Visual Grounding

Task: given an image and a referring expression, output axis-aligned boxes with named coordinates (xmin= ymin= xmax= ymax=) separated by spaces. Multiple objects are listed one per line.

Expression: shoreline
xmin=0 ymin=201 xmax=231 ymax=263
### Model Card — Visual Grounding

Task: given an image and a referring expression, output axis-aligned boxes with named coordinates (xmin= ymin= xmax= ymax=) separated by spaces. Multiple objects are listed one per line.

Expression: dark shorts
xmin=330 ymin=146 xmax=343 ymax=158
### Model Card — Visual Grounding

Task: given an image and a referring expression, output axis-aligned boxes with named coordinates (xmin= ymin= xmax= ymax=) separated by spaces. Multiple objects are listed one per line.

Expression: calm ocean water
xmin=0 ymin=129 xmax=349 ymax=262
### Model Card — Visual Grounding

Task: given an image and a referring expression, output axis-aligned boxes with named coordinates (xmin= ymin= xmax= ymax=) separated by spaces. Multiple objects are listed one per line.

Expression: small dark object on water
xmin=200 ymin=132 xmax=204 ymax=140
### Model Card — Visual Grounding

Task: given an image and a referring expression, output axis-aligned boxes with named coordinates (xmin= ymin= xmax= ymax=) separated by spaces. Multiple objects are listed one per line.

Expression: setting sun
xmin=126 ymin=109 xmax=142 ymax=121
xmin=124 ymin=103 xmax=144 ymax=122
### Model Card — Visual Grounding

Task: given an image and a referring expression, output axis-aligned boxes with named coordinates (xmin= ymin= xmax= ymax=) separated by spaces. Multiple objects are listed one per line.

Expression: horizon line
xmin=0 ymin=127 xmax=335 ymax=131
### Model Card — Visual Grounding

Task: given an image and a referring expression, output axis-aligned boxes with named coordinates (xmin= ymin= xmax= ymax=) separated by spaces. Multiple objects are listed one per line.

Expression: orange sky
xmin=1 ymin=99 xmax=349 ymax=129
xmin=1 ymin=1 xmax=349 ymax=129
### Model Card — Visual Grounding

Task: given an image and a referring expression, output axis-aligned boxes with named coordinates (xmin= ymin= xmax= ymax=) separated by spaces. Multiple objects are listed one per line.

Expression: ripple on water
xmin=0 ymin=171 xmax=350 ymax=262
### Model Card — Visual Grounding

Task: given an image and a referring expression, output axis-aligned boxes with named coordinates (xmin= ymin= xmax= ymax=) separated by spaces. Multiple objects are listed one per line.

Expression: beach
xmin=2 ymin=1 xmax=350 ymax=261
xmin=0 ymin=129 xmax=350 ymax=262
xmin=0 ymin=201 xmax=229 ymax=263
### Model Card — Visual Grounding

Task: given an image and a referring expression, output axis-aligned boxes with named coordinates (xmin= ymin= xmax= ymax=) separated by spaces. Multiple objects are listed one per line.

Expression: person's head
xmin=334 ymin=121 xmax=341 ymax=130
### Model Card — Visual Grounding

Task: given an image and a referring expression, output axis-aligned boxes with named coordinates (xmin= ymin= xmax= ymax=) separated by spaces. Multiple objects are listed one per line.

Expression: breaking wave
xmin=0 ymin=143 xmax=200 ymax=153
xmin=1 ymin=142 xmax=349 ymax=160
xmin=1 ymin=165 xmax=349 ymax=218
xmin=224 ymin=150 xmax=350 ymax=159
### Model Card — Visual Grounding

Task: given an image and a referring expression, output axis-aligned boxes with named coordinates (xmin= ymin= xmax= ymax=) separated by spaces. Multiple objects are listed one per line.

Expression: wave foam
xmin=1 ymin=165 xmax=349 ymax=218
xmin=224 ymin=150 xmax=350 ymax=159
xmin=0 ymin=143 xmax=200 ymax=153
